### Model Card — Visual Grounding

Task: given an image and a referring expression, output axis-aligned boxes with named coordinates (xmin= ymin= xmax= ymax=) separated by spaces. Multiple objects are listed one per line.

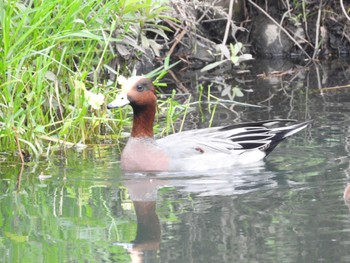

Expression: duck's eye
xmin=136 ymin=85 xmax=145 ymax=92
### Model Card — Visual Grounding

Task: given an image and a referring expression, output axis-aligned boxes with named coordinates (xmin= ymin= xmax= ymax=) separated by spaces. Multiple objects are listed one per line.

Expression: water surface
xmin=1 ymin=59 xmax=350 ymax=262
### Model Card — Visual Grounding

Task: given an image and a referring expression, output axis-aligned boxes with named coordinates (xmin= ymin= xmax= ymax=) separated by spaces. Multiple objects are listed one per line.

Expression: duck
xmin=107 ymin=76 xmax=311 ymax=172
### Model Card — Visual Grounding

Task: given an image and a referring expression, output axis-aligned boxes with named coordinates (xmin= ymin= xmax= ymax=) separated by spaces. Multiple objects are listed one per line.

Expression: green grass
xmin=0 ymin=0 xmax=253 ymax=163
xmin=0 ymin=0 xmax=172 ymax=160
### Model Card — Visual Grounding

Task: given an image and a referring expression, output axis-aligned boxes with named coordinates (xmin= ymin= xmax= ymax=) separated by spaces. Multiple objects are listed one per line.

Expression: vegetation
xmin=2 ymin=0 xmax=349 ymax=162
xmin=0 ymin=0 xmax=173 ymax=160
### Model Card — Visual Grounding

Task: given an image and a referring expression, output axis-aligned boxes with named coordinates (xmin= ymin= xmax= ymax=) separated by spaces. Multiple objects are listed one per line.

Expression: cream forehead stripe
xmin=107 ymin=76 xmax=148 ymax=108
xmin=121 ymin=76 xmax=146 ymax=92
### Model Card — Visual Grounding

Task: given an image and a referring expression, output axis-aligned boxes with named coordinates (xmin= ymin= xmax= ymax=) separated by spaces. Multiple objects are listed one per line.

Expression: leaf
xmin=148 ymin=55 xmax=180 ymax=80
xmin=4 ymin=232 xmax=28 ymax=243
xmin=116 ymin=44 xmax=130 ymax=56
xmin=141 ymin=34 xmax=149 ymax=49
xmin=200 ymin=60 xmax=228 ymax=72
xmin=123 ymin=35 xmax=144 ymax=52
xmin=34 ymin=125 xmax=45 ymax=134
xmin=45 ymin=71 xmax=57 ymax=81
xmin=232 ymin=87 xmax=244 ymax=97
xmin=149 ymin=39 xmax=162 ymax=57
xmin=230 ymin=42 xmax=243 ymax=56
xmin=221 ymin=85 xmax=232 ymax=97
xmin=103 ymin=64 xmax=119 ymax=76
xmin=217 ymin=44 xmax=230 ymax=60
xmin=18 ymin=138 xmax=40 ymax=157
xmin=74 ymin=80 xmax=85 ymax=90
xmin=231 ymin=55 xmax=240 ymax=65
xmin=237 ymin=54 xmax=253 ymax=63
xmin=145 ymin=27 xmax=169 ymax=40
xmin=59 ymin=119 xmax=73 ymax=135
xmin=57 ymin=30 xmax=103 ymax=41
xmin=163 ymin=55 xmax=170 ymax=69
xmin=73 ymin=19 xmax=85 ymax=25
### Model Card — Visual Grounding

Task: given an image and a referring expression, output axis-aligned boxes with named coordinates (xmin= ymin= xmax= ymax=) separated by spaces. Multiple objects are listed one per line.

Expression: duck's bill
xmin=107 ymin=92 xmax=130 ymax=109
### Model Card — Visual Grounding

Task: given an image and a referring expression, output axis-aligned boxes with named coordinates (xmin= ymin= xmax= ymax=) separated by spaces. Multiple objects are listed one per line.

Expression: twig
xmin=168 ymin=28 xmax=187 ymax=56
xmin=302 ymin=1 xmax=310 ymax=42
xmin=340 ymin=0 xmax=350 ymax=22
xmin=13 ymin=127 xmax=25 ymax=164
xmin=168 ymin=69 xmax=189 ymax=93
xmin=247 ymin=0 xmax=311 ymax=60
xmin=221 ymin=0 xmax=234 ymax=60
xmin=165 ymin=17 xmax=216 ymax=48
xmin=55 ymin=80 xmax=64 ymax=120
xmin=196 ymin=2 xmax=213 ymax=24
xmin=279 ymin=9 xmax=314 ymax=49
xmin=320 ymin=83 xmax=350 ymax=91
xmin=314 ymin=62 xmax=325 ymax=99
xmin=201 ymin=18 xmax=228 ymax=23
xmin=312 ymin=0 xmax=323 ymax=59
xmin=15 ymin=163 xmax=24 ymax=191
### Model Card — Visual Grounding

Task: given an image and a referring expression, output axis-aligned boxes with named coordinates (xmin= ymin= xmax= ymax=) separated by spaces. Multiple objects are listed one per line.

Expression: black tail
xmin=220 ymin=119 xmax=312 ymax=155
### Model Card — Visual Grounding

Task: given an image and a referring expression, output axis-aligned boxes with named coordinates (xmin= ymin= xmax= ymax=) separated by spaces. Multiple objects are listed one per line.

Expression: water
xmin=1 ymin=59 xmax=350 ymax=262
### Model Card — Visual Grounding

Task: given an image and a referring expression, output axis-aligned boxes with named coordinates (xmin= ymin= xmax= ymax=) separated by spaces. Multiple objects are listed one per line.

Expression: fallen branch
xmin=320 ymin=83 xmax=350 ymax=91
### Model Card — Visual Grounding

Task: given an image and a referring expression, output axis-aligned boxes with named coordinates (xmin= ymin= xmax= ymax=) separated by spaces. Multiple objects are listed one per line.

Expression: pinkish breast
xmin=121 ymin=137 xmax=169 ymax=172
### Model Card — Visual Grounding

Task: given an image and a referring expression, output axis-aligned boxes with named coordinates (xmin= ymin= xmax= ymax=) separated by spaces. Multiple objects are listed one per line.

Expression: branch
xmin=340 ymin=0 xmax=350 ymax=22
xmin=247 ymin=0 xmax=311 ymax=60
xmin=312 ymin=0 xmax=323 ymax=59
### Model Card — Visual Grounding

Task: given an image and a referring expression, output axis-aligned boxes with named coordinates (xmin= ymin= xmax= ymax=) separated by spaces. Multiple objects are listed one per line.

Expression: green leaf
xmin=230 ymin=56 xmax=240 ymax=65
xmin=59 ymin=119 xmax=73 ymax=136
xmin=4 ymin=232 xmax=28 ymax=243
xmin=34 ymin=125 xmax=46 ymax=134
xmin=232 ymin=87 xmax=244 ymax=97
xmin=230 ymin=42 xmax=243 ymax=56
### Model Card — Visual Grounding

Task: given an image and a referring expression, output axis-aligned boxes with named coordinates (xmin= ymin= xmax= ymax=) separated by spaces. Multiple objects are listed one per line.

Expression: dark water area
xmin=2 ymin=59 xmax=350 ymax=262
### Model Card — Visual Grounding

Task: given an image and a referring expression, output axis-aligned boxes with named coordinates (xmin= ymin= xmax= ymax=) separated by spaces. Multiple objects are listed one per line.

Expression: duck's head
xmin=107 ymin=76 xmax=156 ymax=110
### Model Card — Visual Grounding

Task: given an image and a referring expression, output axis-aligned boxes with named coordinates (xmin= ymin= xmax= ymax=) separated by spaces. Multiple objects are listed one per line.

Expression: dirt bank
xmin=156 ymin=0 xmax=350 ymax=67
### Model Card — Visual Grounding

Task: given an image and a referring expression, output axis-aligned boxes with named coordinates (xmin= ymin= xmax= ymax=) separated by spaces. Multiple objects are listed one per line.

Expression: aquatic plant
xmin=200 ymin=42 xmax=253 ymax=72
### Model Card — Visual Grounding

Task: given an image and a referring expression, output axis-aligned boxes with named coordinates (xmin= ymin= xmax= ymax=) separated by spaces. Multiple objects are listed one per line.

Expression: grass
xmin=0 ymin=0 xmax=173 ymax=160
xmin=0 ymin=0 xmax=254 ymax=163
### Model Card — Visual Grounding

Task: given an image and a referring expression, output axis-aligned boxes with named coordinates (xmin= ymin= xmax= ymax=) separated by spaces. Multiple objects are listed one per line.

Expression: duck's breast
xmin=121 ymin=137 xmax=169 ymax=172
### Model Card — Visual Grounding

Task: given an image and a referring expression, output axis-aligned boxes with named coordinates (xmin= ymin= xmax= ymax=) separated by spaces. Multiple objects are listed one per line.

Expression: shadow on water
xmin=3 ymin=59 xmax=350 ymax=262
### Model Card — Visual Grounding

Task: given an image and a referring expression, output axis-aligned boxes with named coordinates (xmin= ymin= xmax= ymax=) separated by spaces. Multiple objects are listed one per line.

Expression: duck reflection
xmin=115 ymin=176 xmax=168 ymax=263
xmin=132 ymin=201 xmax=160 ymax=250
xmin=114 ymin=164 xmax=276 ymax=262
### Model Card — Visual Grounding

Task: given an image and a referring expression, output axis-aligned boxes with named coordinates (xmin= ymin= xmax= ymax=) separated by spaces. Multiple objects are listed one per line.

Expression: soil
xmin=161 ymin=0 xmax=350 ymax=64
xmin=109 ymin=1 xmax=350 ymax=89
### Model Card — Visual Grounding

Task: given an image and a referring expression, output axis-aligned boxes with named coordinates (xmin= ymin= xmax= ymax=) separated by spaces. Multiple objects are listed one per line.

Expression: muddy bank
xmin=102 ymin=0 xmax=350 ymax=95
xmin=134 ymin=0 xmax=350 ymax=73
xmin=168 ymin=0 xmax=350 ymax=59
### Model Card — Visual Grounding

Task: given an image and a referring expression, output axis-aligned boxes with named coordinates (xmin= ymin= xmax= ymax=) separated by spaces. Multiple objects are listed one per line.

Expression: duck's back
xmin=156 ymin=119 xmax=310 ymax=171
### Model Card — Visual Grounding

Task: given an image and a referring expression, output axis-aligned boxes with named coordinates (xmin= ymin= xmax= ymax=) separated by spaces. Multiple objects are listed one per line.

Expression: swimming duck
xmin=107 ymin=76 xmax=311 ymax=172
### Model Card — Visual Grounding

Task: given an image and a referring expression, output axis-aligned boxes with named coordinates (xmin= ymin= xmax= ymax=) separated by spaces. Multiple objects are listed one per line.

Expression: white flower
xmin=85 ymin=90 xmax=105 ymax=110
xmin=117 ymin=75 xmax=127 ymax=85
xmin=74 ymin=80 xmax=105 ymax=109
